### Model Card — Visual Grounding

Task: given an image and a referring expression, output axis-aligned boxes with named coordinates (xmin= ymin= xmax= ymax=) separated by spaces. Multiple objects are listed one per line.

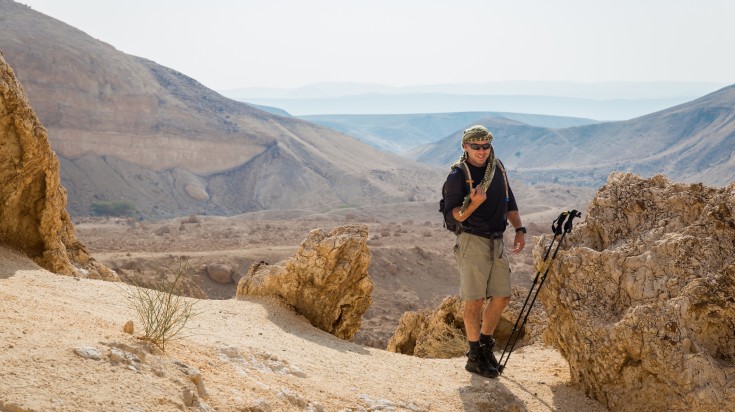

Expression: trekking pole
xmin=497 ymin=209 xmax=582 ymax=375
xmin=496 ymin=210 xmax=569 ymax=373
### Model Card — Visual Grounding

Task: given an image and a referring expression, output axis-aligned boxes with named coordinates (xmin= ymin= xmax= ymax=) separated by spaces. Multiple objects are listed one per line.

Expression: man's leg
xmin=463 ymin=299 xmax=484 ymax=341
xmin=479 ymin=296 xmax=510 ymax=370
xmin=464 ymin=299 xmax=498 ymax=378
xmin=481 ymin=296 xmax=510 ymax=336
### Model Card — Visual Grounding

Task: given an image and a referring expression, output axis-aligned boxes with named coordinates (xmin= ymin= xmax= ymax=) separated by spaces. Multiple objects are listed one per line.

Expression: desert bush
xmin=90 ymin=200 xmax=135 ymax=217
xmin=416 ymin=322 xmax=468 ymax=359
xmin=123 ymin=261 xmax=199 ymax=352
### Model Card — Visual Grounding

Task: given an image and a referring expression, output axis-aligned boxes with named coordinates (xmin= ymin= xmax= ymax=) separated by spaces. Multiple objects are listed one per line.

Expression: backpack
xmin=439 ymin=160 xmax=509 ymax=233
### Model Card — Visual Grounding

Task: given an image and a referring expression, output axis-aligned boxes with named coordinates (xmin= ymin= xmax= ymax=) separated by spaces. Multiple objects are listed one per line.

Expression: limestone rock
xmin=123 ymin=320 xmax=134 ymax=335
xmin=537 ymin=172 xmax=735 ymax=411
xmin=387 ymin=295 xmax=465 ymax=358
xmin=73 ymin=346 xmax=102 ymax=361
xmin=0 ymin=52 xmax=116 ymax=280
xmin=206 ymin=263 xmax=233 ymax=284
xmin=387 ymin=289 xmax=546 ymax=358
xmin=236 ymin=225 xmax=372 ymax=340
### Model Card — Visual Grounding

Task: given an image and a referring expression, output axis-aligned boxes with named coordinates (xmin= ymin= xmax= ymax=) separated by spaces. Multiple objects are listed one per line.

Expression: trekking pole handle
xmin=563 ymin=210 xmax=582 ymax=233
xmin=551 ymin=211 xmax=569 ymax=235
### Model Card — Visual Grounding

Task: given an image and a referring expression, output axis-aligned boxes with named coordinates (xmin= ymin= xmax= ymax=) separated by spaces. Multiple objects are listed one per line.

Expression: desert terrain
xmin=75 ymin=182 xmax=595 ymax=350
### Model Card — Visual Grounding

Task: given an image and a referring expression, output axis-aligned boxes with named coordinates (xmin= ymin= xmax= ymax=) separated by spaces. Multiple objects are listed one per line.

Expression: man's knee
xmin=491 ymin=295 xmax=511 ymax=307
xmin=464 ymin=298 xmax=485 ymax=312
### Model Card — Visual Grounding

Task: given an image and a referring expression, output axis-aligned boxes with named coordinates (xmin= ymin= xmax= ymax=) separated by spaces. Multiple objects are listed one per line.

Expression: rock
xmin=537 ymin=172 xmax=735 ymax=411
xmin=73 ymin=346 xmax=102 ymax=360
xmin=206 ymin=263 xmax=234 ymax=284
xmin=236 ymin=225 xmax=373 ymax=340
xmin=154 ymin=226 xmax=171 ymax=236
xmin=387 ymin=289 xmax=545 ymax=358
xmin=387 ymin=296 xmax=465 ymax=358
xmin=176 ymin=362 xmax=208 ymax=399
xmin=231 ymin=271 xmax=244 ymax=284
xmin=109 ymin=347 xmax=141 ymax=370
xmin=0 ymin=53 xmax=116 ymax=280
xmin=123 ymin=320 xmax=134 ymax=335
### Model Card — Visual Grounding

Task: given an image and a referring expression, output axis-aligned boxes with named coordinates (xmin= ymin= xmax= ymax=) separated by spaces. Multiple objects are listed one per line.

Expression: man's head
xmin=461 ymin=125 xmax=494 ymax=167
xmin=462 ymin=125 xmax=493 ymax=145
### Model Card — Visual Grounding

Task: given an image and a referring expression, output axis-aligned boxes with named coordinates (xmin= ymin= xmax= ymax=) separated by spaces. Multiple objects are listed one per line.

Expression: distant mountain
xmin=221 ymin=81 xmax=728 ymax=121
xmin=0 ymin=0 xmax=443 ymax=219
xmin=223 ymin=81 xmax=726 ymax=100
xmin=415 ymin=85 xmax=735 ymax=187
xmin=232 ymin=93 xmax=697 ymax=121
xmin=300 ymin=112 xmax=598 ymax=153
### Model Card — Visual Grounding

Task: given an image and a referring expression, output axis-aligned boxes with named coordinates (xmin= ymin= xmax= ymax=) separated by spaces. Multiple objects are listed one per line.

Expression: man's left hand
xmin=512 ymin=232 xmax=525 ymax=253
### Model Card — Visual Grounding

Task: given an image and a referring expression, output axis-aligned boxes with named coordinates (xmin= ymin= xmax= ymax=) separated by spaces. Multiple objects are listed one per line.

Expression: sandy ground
xmin=0 ymin=246 xmax=606 ymax=412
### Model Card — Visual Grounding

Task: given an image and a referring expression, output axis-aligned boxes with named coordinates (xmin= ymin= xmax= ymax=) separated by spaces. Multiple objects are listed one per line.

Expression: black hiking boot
xmin=465 ymin=346 xmax=499 ymax=379
xmin=482 ymin=337 xmax=500 ymax=371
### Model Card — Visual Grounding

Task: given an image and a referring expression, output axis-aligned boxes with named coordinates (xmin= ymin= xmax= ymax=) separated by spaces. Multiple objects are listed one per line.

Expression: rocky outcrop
xmin=387 ymin=287 xmax=547 ymax=358
xmin=0 ymin=53 xmax=115 ymax=280
xmin=236 ymin=225 xmax=373 ymax=340
xmin=387 ymin=295 xmax=465 ymax=358
xmin=538 ymin=172 xmax=735 ymax=411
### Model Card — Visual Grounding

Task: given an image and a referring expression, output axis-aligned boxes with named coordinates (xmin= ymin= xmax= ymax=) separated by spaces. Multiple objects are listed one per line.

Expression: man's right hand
xmin=470 ymin=185 xmax=487 ymax=205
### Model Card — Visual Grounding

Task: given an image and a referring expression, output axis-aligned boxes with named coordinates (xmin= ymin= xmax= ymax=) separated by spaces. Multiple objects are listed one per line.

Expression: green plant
xmin=91 ymin=200 xmax=136 ymax=217
xmin=123 ymin=261 xmax=199 ymax=352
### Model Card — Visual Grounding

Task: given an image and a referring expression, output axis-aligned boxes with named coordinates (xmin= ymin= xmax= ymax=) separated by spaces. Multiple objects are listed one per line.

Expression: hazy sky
xmin=19 ymin=0 xmax=735 ymax=91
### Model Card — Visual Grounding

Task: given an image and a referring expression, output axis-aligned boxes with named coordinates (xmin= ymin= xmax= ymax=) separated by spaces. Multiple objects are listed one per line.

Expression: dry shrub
xmin=123 ymin=260 xmax=199 ymax=352
xmin=415 ymin=322 xmax=468 ymax=359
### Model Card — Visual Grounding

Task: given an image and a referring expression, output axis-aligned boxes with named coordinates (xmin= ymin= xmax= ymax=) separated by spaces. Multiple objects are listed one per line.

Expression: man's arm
xmin=451 ymin=186 xmax=486 ymax=222
xmin=508 ymin=210 xmax=525 ymax=253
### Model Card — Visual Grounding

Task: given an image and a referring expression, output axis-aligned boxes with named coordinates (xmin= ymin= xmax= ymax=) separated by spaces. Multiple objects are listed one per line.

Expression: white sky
xmin=18 ymin=0 xmax=735 ymax=91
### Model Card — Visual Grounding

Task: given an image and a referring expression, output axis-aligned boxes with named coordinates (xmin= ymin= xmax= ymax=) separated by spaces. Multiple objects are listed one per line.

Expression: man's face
xmin=463 ymin=140 xmax=491 ymax=167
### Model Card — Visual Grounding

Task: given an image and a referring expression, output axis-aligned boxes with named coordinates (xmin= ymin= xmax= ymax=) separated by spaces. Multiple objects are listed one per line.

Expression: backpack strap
xmin=458 ymin=161 xmax=472 ymax=191
xmin=495 ymin=159 xmax=509 ymax=203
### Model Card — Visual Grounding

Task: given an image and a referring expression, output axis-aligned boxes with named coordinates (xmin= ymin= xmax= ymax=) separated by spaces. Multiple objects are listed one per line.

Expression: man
xmin=442 ymin=125 xmax=526 ymax=379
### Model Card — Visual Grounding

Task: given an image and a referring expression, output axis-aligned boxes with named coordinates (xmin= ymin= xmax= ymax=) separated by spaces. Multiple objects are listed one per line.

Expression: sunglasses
xmin=467 ymin=143 xmax=491 ymax=150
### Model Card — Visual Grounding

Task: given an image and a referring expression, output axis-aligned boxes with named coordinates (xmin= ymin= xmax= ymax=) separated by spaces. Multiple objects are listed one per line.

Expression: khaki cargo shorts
xmin=454 ymin=232 xmax=511 ymax=301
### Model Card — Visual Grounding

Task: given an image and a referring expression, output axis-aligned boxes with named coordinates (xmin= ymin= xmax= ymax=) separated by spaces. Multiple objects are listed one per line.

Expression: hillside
xmin=300 ymin=112 xmax=597 ymax=153
xmin=415 ymin=85 xmax=735 ymax=187
xmin=0 ymin=0 xmax=443 ymax=219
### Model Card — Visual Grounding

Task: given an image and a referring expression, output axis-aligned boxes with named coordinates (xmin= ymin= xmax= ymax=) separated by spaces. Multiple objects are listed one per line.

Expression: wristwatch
xmin=515 ymin=226 xmax=527 ymax=234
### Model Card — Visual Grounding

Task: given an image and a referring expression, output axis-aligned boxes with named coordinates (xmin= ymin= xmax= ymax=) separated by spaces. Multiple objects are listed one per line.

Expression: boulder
xmin=0 ymin=53 xmax=115 ymax=280
xmin=538 ymin=172 xmax=735 ymax=411
xmin=387 ymin=295 xmax=465 ymax=358
xmin=206 ymin=263 xmax=233 ymax=284
xmin=236 ymin=224 xmax=373 ymax=340
xmin=387 ymin=288 xmax=546 ymax=358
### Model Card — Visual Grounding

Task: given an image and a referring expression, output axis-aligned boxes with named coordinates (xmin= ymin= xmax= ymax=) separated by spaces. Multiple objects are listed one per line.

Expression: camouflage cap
xmin=462 ymin=125 xmax=493 ymax=144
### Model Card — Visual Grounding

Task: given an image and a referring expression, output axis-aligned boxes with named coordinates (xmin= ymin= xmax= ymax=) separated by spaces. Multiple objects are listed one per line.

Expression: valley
xmin=75 ymin=182 xmax=595 ymax=349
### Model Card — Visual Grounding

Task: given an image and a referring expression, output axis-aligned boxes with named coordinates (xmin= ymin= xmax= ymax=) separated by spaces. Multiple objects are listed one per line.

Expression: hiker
xmin=442 ymin=125 xmax=526 ymax=379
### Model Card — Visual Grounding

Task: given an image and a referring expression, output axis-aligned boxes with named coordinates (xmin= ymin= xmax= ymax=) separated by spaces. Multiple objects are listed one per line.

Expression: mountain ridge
xmin=416 ymin=85 xmax=735 ymax=187
xmin=0 ymin=0 xmax=443 ymax=218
